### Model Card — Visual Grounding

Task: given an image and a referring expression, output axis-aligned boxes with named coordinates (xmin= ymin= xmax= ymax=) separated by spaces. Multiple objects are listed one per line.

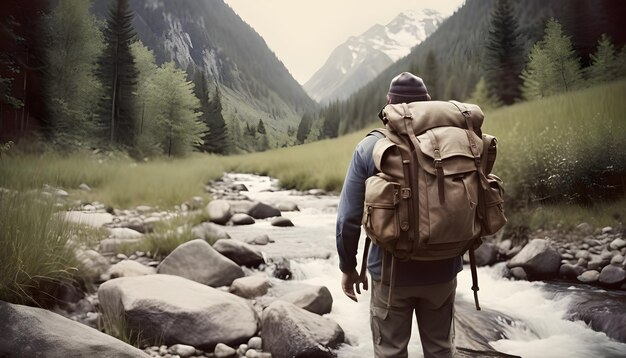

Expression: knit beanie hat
xmin=387 ymin=72 xmax=430 ymax=103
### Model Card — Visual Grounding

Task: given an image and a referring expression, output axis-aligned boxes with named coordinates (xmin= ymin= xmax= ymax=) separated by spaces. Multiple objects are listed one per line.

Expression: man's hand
xmin=342 ymin=269 xmax=368 ymax=302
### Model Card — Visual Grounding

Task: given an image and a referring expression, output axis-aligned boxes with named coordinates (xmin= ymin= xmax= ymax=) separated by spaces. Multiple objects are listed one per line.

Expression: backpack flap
xmin=416 ymin=127 xmax=484 ymax=176
xmin=381 ymin=101 xmax=484 ymax=136
xmin=372 ymin=137 xmax=404 ymax=178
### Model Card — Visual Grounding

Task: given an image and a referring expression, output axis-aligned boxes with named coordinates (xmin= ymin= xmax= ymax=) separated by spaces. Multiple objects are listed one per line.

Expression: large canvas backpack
xmin=360 ymin=100 xmax=506 ymax=310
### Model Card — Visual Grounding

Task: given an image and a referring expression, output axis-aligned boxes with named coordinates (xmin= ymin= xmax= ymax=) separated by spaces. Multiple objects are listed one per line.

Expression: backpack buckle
xmin=401 ymin=188 xmax=411 ymax=199
xmin=434 ymin=159 xmax=443 ymax=168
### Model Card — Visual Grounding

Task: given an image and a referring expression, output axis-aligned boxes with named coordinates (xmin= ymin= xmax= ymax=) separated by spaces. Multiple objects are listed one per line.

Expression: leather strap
xmin=426 ymin=130 xmax=445 ymax=204
xmin=469 ymin=246 xmax=481 ymax=311
xmin=358 ymin=237 xmax=371 ymax=291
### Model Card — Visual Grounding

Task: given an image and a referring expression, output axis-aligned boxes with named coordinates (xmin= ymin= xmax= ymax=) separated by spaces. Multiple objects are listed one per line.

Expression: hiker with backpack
xmin=336 ymin=72 xmax=506 ymax=358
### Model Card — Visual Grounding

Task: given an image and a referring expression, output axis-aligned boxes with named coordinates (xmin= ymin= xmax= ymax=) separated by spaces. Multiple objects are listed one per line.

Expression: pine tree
xmin=483 ymin=0 xmax=524 ymax=105
xmin=422 ymin=51 xmax=440 ymax=99
xmin=45 ymin=0 xmax=104 ymax=147
xmin=97 ymin=0 xmax=139 ymax=147
xmin=130 ymin=41 xmax=160 ymax=156
xmin=296 ymin=113 xmax=313 ymax=144
xmin=468 ymin=77 xmax=502 ymax=109
xmin=521 ymin=19 xmax=583 ymax=99
xmin=192 ymin=70 xmax=229 ymax=154
xmin=586 ymin=34 xmax=620 ymax=85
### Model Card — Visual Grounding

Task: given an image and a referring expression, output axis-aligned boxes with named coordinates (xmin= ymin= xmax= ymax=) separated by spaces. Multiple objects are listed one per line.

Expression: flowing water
xmin=222 ymin=173 xmax=626 ymax=358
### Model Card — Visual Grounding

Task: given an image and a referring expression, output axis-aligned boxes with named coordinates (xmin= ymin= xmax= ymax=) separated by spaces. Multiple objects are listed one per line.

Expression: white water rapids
xmin=222 ymin=173 xmax=626 ymax=358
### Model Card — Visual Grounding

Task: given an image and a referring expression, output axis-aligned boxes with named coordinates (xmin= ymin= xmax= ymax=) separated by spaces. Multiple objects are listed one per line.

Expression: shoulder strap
xmin=366 ymin=128 xmax=387 ymax=139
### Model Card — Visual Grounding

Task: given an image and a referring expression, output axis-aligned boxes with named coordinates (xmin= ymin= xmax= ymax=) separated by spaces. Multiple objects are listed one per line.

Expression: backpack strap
xmin=367 ymin=128 xmax=387 ymax=139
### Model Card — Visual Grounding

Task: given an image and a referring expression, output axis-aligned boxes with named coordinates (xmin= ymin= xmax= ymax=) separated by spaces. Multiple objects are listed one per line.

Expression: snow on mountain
xmin=304 ymin=9 xmax=444 ymax=104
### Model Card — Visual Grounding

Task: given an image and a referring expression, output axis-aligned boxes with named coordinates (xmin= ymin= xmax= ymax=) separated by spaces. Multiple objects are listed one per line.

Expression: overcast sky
xmin=223 ymin=0 xmax=466 ymax=84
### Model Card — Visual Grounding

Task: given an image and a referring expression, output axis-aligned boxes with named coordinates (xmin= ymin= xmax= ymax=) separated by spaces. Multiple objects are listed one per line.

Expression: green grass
xmin=0 ymin=191 xmax=82 ymax=305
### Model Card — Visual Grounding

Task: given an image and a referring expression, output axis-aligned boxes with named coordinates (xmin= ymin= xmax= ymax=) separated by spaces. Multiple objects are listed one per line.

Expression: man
xmin=336 ymin=72 xmax=463 ymax=358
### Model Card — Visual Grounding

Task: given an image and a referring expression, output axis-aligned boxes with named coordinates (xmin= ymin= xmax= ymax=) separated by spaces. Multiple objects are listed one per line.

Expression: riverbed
xmin=219 ymin=173 xmax=626 ymax=358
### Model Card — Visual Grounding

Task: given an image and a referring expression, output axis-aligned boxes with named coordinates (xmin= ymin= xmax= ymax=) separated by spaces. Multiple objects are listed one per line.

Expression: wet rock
xmin=191 ymin=222 xmax=231 ymax=241
xmin=276 ymin=201 xmax=299 ymax=212
xmin=207 ymin=200 xmax=232 ymax=225
xmin=509 ymin=267 xmax=527 ymax=280
xmin=0 ymin=301 xmax=149 ymax=357
xmin=98 ymin=274 xmax=258 ymax=350
xmin=246 ymin=234 xmax=271 ymax=245
xmin=247 ymin=337 xmax=262 ymax=350
xmin=270 ymin=257 xmax=293 ymax=280
xmin=248 ymin=202 xmax=281 ymax=219
xmin=213 ymin=239 xmax=264 ymax=268
xmin=169 ymin=344 xmax=196 ymax=358
xmin=279 ymin=285 xmax=333 ymax=315
xmin=232 ymin=183 xmax=249 ymax=192
xmin=108 ymin=260 xmax=155 ymax=279
xmin=577 ymin=270 xmax=600 ymax=283
xmin=559 ymin=263 xmax=585 ymax=279
xmin=261 ymin=301 xmax=344 ymax=358
xmin=231 ymin=213 xmax=255 ymax=225
xmin=599 ymin=265 xmax=626 ymax=286
xmin=271 ymin=216 xmax=294 ymax=227
xmin=507 ymin=239 xmax=561 ymax=279
xmin=610 ymin=238 xmax=626 ymax=250
xmin=76 ymin=249 xmax=110 ymax=281
xmin=214 ymin=343 xmax=237 ymax=358
xmin=230 ymin=276 xmax=271 ymax=299
xmin=157 ymin=239 xmax=244 ymax=287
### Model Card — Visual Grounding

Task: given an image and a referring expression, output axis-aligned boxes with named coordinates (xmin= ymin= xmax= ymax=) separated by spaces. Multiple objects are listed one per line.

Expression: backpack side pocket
xmin=363 ymin=174 xmax=401 ymax=245
xmin=481 ymin=174 xmax=507 ymax=235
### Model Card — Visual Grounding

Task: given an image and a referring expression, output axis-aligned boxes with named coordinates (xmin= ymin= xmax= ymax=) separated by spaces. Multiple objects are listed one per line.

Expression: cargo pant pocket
xmin=370 ymin=306 xmax=388 ymax=345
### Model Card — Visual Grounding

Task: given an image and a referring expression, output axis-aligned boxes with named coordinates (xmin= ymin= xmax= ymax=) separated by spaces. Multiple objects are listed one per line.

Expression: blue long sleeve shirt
xmin=336 ymin=132 xmax=463 ymax=286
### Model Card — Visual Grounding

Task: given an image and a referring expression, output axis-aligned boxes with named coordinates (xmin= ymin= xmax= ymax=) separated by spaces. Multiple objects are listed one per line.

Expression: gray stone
xmin=279 ymin=285 xmax=333 ymax=315
xmin=577 ymin=270 xmax=600 ymax=283
xmin=602 ymin=226 xmax=614 ymax=234
xmin=231 ymin=213 xmax=255 ymax=225
xmin=497 ymin=239 xmax=512 ymax=253
xmin=136 ymin=205 xmax=153 ymax=214
xmin=98 ymin=274 xmax=258 ymax=350
xmin=611 ymin=254 xmax=625 ymax=266
xmin=232 ymin=183 xmax=249 ymax=192
xmin=108 ymin=260 xmax=156 ymax=279
xmin=157 ymin=239 xmax=244 ymax=287
xmin=247 ymin=337 xmax=262 ymax=350
xmin=0 ymin=301 xmax=148 ymax=357
xmin=76 ymin=249 xmax=111 ymax=280
xmin=237 ymin=344 xmax=249 ymax=357
xmin=248 ymin=202 xmax=281 ymax=219
xmin=276 ymin=201 xmax=299 ymax=212
xmin=587 ymin=258 xmax=610 ymax=271
xmin=599 ymin=265 xmax=626 ymax=286
xmin=207 ymin=200 xmax=232 ymax=225
xmin=261 ymin=301 xmax=344 ymax=358
xmin=228 ymin=200 xmax=256 ymax=214
xmin=230 ymin=276 xmax=272 ymax=299
xmin=575 ymin=250 xmax=591 ymax=260
xmin=610 ymin=238 xmax=626 ymax=250
xmin=509 ymin=267 xmax=527 ymax=280
xmin=191 ymin=222 xmax=231 ymax=241
xmin=213 ymin=239 xmax=264 ymax=268
xmin=271 ymin=217 xmax=294 ymax=227
xmin=169 ymin=344 xmax=196 ymax=358
xmin=246 ymin=234 xmax=271 ymax=246
xmin=214 ymin=343 xmax=236 ymax=358
xmin=559 ymin=263 xmax=585 ymax=279
xmin=473 ymin=243 xmax=498 ymax=267
xmin=110 ymin=227 xmax=144 ymax=240
xmin=79 ymin=183 xmax=91 ymax=192
xmin=507 ymin=239 xmax=561 ymax=279
xmin=576 ymin=222 xmax=594 ymax=235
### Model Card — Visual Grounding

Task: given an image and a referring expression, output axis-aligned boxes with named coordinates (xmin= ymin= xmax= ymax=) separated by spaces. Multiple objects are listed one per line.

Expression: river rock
xmin=246 ymin=234 xmax=271 ymax=245
xmin=602 ymin=226 xmax=614 ymax=234
xmin=575 ymin=250 xmax=591 ymax=260
xmin=192 ymin=222 xmax=231 ymax=241
xmin=207 ymin=200 xmax=232 ymax=225
xmin=76 ymin=249 xmax=110 ymax=280
xmin=279 ymin=285 xmax=333 ymax=315
xmin=474 ymin=243 xmax=498 ymax=266
xmin=559 ymin=263 xmax=585 ymax=279
xmin=0 ymin=301 xmax=149 ymax=357
xmin=575 ymin=222 xmax=594 ymax=235
xmin=108 ymin=260 xmax=155 ymax=278
xmin=213 ymin=239 xmax=264 ymax=267
xmin=232 ymin=183 xmax=249 ymax=192
xmin=509 ymin=267 xmax=527 ymax=280
xmin=261 ymin=301 xmax=345 ymax=358
xmin=610 ymin=238 xmax=626 ymax=250
xmin=79 ymin=183 xmax=91 ymax=192
xmin=507 ymin=239 xmax=561 ymax=279
xmin=271 ymin=216 xmax=294 ymax=227
xmin=169 ymin=344 xmax=196 ymax=358
xmin=98 ymin=274 xmax=258 ymax=349
xmin=231 ymin=213 xmax=255 ymax=225
xmin=270 ymin=257 xmax=293 ymax=280
xmin=247 ymin=337 xmax=262 ymax=350
xmin=599 ymin=265 xmax=626 ymax=286
xmin=577 ymin=270 xmax=600 ymax=283
xmin=230 ymin=276 xmax=272 ymax=299
xmin=611 ymin=254 xmax=625 ymax=266
xmin=276 ymin=201 xmax=299 ymax=212
xmin=110 ymin=227 xmax=144 ymax=240
xmin=587 ymin=257 xmax=610 ymax=271
xmin=157 ymin=239 xmax=244 ymax=287
xmin=228 ymin=200 xmax=256 ymax=214
xmin=136 ymin=205 xmax=152 ymax=214
xmin=214 ymin=343 xmax=237 ymax=358
xmin=248 ymin=202 xmax=281 ymax=219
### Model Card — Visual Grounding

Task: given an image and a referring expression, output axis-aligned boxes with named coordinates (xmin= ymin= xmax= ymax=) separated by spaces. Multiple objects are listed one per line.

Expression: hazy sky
xmin=224 ymin=0 xmax=466 ymax=84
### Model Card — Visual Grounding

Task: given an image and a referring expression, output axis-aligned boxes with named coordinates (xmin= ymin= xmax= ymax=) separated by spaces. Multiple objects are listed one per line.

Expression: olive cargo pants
xmin=370 ymin=278 xmax=457 ymax=358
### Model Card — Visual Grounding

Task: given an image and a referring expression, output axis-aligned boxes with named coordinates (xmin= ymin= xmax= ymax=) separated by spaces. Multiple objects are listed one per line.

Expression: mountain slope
xmin=93 ymin=0 xmax=316 ymax=150
xmin=304 ymin=9 xmax=443 ymax=104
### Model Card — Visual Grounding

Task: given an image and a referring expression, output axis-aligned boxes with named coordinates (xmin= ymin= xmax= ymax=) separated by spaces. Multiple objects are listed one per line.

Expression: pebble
xmin=169 ymin=344 xmax=196 ymax=358
xmin=79 ymin=183 xmax=91 ymax=191
xmin=611 ymin=254 xmax=624 ymax=266
xmin=237 ymin=344 xmax=249 ymax=357
xmin=214 ymin=343 xmax=236 ymax=358
xmin=577 ymin=270 xmax=600 ymax=283
xmin=610 ymin=238 xmax=626 ymax=250
xmin=247 ymin=337 xmax=262 ymax=350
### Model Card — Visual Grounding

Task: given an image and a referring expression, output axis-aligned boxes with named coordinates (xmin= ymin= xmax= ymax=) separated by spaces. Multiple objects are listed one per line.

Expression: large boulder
xmin=261 ymin=301 xmax=345 ymax=358
xmin=213 ymin=239 xmax=264 ymax=268
xmin=207 ymin=200 xmax=232 ymax=225
xmin=279 ymin=285 xmax=333 ymax=315
xmin=191 ymin=222 xmax=231 ymax=241
xmin=507 ymin=239 xmax=561 ymax=279
xmin=247 ymin=202 xmax=281 ymax=219
xmin=98 ymin=274 xmax=258 ymax=350
xmin=157 ymin=239 xmax=244 ymax=287
xmin=0 ymin=301 xmax=148 ymax=357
